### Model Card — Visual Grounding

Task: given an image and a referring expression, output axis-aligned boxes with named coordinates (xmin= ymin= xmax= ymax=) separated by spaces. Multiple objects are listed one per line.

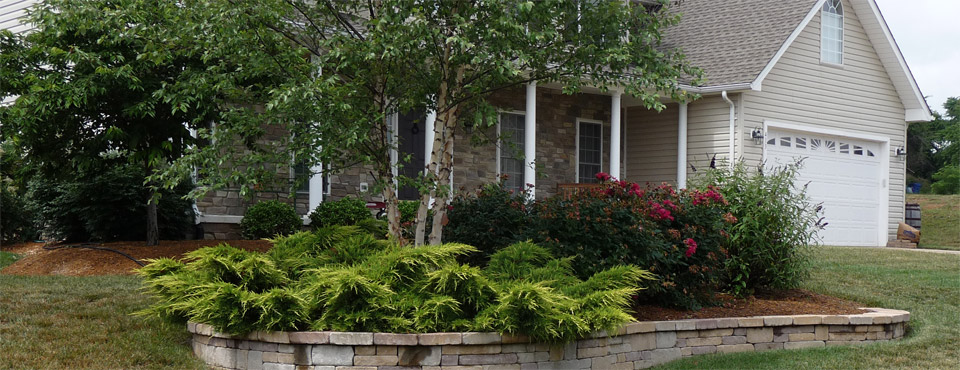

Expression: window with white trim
xmin=821 ymin=0 xmax=843 ymax=65
xmin=499 ymin=113 xmax=525 ymax=192
xmin=578 ymin=120 xmax=603 ymax=183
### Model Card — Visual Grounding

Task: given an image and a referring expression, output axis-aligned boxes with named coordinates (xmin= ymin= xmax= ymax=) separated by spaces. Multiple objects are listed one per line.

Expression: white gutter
xmin=677 ymin=102 xmax=688 ymax=189
xmin=679 ymin=83 xmax=756 ymax=94
xmin=721 ymin=91 xmax=735 ymax=169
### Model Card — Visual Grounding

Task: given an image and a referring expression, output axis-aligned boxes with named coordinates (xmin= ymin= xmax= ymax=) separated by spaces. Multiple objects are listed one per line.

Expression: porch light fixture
xmin=751 ymin=127 xmax=765 ymax=145
xmin=896 ymin=145 xmax=907 ymax=160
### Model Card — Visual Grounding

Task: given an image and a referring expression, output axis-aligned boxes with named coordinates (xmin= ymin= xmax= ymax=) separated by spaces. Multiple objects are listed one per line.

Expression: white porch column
xmin=524 ymin=82 xmax=537 ymax=200
xmin=308 ymin=163 xmax=324 ymax=212
xmin=677 ymin=102 xmax=688 ymax=189
xmin=610 ymin=89 xmax=623 ymax=179
xmin=424 ymin=109 xmax=437 ymax=171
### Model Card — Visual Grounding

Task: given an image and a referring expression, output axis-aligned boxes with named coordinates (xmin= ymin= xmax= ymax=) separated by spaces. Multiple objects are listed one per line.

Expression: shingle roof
xmin=661 ymin=0 xmax=820 ymax=87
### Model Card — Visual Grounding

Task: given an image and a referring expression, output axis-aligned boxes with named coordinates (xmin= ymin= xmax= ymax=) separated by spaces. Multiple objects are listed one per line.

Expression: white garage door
xmin=764 ymin=129 xmax=882 ymax=246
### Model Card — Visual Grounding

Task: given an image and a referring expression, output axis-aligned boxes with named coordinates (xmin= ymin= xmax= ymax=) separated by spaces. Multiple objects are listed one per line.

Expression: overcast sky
xmin=874 ymin=0 xmax=959 ymax=115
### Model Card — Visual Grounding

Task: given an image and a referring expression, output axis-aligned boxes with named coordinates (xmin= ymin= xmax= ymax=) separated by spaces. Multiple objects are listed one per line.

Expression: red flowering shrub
xmin=527 ymin=175 xmax=733 ymax=309
xmin=444 ymin=180 xmax=530 ymax=266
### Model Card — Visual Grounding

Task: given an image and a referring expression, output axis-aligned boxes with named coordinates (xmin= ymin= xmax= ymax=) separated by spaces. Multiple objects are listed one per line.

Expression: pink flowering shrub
xmin=527 ymin=174 xmax=735 ymax=309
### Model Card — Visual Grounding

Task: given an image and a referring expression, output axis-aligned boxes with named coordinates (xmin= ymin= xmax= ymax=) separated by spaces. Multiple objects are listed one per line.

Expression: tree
xmin=908 ymin=97 xmax=959 ymax=193
xmin=0 ymin=0 xmax=231 ymax=244
xmin=156 ymin=0 xmax=701 ymax=245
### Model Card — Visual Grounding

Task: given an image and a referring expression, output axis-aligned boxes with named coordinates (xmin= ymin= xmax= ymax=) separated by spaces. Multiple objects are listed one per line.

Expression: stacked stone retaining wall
xmin=189 ymin=308 xmax=909 ymax=370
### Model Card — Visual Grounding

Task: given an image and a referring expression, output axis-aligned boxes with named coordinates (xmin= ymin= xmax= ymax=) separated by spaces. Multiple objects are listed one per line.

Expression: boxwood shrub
xmin=138 ymin=226 xmax=654 ymax=342
xmin=240 ymin=200 xmax=302 ymax=239
xmin=308 ymin=196 xmax=371 ymax=227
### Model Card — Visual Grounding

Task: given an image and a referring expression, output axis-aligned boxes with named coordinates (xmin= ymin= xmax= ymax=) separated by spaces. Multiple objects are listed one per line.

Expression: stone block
xmin=591 ymin=355 xmax=616 ymax=369
xmin=501 ymin=334 xmax=530 ymax=344
xmin=656 ymin=331 xmax=677 ymax=349
xmin=699 ymin=329 xmax=734 ymax=337
xmin=815 ymin=326 xmax=828 ymax=341
xmin=481 ymin=365 xmax=521 ymax=370
xmin=330 ymin=332 xmax=373 ymax=346
xmin=849 ymin=316 xmax=873 ymax=325
xmin=829 ymin=325 xmax=855 ymax=333
xmin=378 ymin=346 xmax=398 ymax=356
xmin=784 ymin=341 xmax=825 ymax=350
xmin=502 ymin=344 xmax=527 ymax=353
xmin=643 ymin=348 xmax=682 ymax=366
xmin=213 ymin=346 xmax=237 ymax=369
xmin=690 ymin=346 xmax=717 ymax=355
xmin=685 ymin=337 xmax=722 ymax=347
xmin=829 ymin=332 xmax=867 ymax=341
xmin=459 ymin=354 xmax=519 ymax=365
xmin=374 ymin=333 xmax=419 ymax=346
xmin=716 ymin=318 xmax=739 ymax=329
xmin=441 ymin=355 xmax=459 ymax=365
xmin=722 ymin=335 xmax=747 ymax=345
xmin=247 ymin=350 xmax=263 ymax=370
xmin=628 ymin=333 xmax=656 ymax=351
xmin=520 ymin=364 xmax=539 ymax=370
xmin=746 ymin=328 xmax=773 ymax=343
xmin=289 ymin=332 xmax=330 ymax=344
xmin=654 ymin=321 xmax=676 ymax=331
xmin=733 ymin=328 xmax=747 ymax=336
xmin=623 ymin=322 xmax=656 ymax=334
xmin=354 ymin=355 xmax=400 ymax=366
xmin=792 ymin=315 xmax=823 ymax=326
xmin=312 ymin=345 xmax=354 ymax=366
xmin=776 ymin=325 xmax=814 ymax=334
xmin=822 ymin=316 xmax=850 ymax=325
xmin=674 ymin=320 xmax=697 ymax=331
xmin=788 ymin=333 xmax=816 ymax=341
xmin=738 ymin=317 xmax=764 ymax=327
xmin=463 ymin=333 xmax=502 ymax=345
xmin=695 ymin=319 xmax=718 ymax=330
xmin=536 ymin=359 xmax=590 ymax=370
xmin=516 ymin=353 xmax=536 ymax=363
xmin=763 ymin=316 xmax=793 ymax=326
xmin=608 ymin=343 xmax=632 ymax=354
xmin=576 ymin=346 xmax=608 ymax=359
xmin=753 ymin=342 xmax=783 ymax=351
xmin=676 ymin=330 xmax=699 ymax=339
xmin=773 ymin=333 xmax=789 ymax=343
xmin=717 ymin=344 xmax=755 ymax=353
xmin=868 ymin=315 xmax=892 ymax=324
xmin=355 ymin=346 xmax=376 ymax=355
xmin=293 ymin=345 xmax=311 ymax=365
xmin=262 ymin=352 xmax=294 ymax=364
xmin=262 ymin=363 xmax=294 ymax=370
xmin=398 ymin=346 xmax=440 ymax=366
xmin=577 ymin=338 xmax=608 ymax=348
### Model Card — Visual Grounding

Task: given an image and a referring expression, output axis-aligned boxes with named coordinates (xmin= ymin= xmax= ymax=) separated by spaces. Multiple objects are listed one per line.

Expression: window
xmin=499 ymin=113 xmax=525 ymax=192
xmin=293 ymin=162 xmax=331 ymax=196
xmin=821 ymin=0 xmax=843 ymax=65
xmin=578 ymin=120 xmax=603 ymax=183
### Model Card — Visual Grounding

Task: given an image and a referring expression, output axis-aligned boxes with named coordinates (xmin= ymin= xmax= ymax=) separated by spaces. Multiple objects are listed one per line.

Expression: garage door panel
xmin=765 ymin=129 xmax=881 ymax=246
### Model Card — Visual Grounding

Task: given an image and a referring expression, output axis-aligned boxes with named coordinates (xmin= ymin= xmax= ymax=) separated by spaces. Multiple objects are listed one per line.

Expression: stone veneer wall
xmin=188 ymin=308 xmax=909 ymax=370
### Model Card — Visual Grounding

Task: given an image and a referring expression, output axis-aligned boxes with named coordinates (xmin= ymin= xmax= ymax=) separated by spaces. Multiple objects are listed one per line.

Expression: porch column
xmin=389 ymin=112 xmax=399 ymax=190
xmin=610 ymin=88 xmax=623 ymax=179
xmin=524 ymin=82 xmax=537 ymax=200
xmin=677 ymin=102 xmax=688 ymax=189
xmin=424 ymin=109 xmax=436 ymax=171
xmin=308 ymin=163 xmax=324 ymax=212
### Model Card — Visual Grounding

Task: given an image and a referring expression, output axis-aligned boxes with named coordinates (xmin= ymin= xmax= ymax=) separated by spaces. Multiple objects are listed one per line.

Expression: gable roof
xmin=665 ymin=0 xmax=932 ymax=122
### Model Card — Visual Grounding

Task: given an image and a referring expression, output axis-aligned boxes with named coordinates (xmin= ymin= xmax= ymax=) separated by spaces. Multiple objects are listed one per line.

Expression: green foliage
xmin=139 ymin=227 xmax=654 ymax=342
xmin=309 ymin=197 xmax=372 ymax=228
xmin=27 ymin=162 xmax=195 ymax=242
xmin=444 ymin=182 xmax=530 ymax=265
xmin=908 ymin=97 xmax=959 ymax=186
xmin=931 ymin=165 xmax=960 ymax=194
xmin=0 ymin=186 xmax=37 ymax=243
xmin=692 ymin=161 xmax=819 ymax=296
xmin=240 ymin=200 xmax=302 ymax=240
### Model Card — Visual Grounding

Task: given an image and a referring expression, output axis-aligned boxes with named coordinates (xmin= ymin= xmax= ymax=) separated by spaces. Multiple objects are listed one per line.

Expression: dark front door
xmin=398 ymin=110 xmax=426 ymax=200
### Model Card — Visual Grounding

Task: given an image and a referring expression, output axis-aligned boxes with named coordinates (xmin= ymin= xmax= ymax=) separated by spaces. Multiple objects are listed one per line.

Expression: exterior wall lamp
xmin=751 ymin=127 xmax=765 ymax=145
xmin=895 ymin=145 xmax=907 ymax=160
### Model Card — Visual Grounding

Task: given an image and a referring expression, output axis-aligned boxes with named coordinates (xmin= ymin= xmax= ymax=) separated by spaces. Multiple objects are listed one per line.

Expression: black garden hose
xmin=43 ymin=243 xmax=146 ymax=267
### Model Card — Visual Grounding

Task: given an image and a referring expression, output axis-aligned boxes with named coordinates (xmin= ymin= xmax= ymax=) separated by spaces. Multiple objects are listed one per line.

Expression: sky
xmin=874 ymin=0 xmax=960 ymax=115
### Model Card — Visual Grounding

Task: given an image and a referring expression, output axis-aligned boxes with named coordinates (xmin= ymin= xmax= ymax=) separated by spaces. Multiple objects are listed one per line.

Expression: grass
xmin=0 ymin=272 xmax=206 ymax=369
xmin=656 ymin=246 xmax=960 ymax=369
xmin=0 ymin=251 xmax=21 ymax=269
xmin=906 ymin=194 xmax=960 ymax=251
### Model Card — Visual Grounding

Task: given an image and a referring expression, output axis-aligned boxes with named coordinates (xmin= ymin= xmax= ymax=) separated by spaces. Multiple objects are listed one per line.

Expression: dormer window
xmin=821 ymin=0 xmax=844 ymax=65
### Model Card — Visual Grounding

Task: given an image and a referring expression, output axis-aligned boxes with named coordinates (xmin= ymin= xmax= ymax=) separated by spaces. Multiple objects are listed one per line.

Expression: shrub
xmin=0 ymin=186 xmax=37 ymax=243
xmin=527 ymin=176 xmax=733 ymax=309
xmin=692 ymin=161 xmax=819 ymax=296
xmin=444 ymin=182 xmax=530 ymax=265
xmin=240 ymin=200 xmax=302 ymax=239
xmin=138 ymin=227 xmax=654 ymax=342
xmin=308 ymin=196 xmax=372 ymax=228
xmin=931 ymin=165 xmax=960 ymax=194
xmin=28 ymin=163 xmax=195 ymax=242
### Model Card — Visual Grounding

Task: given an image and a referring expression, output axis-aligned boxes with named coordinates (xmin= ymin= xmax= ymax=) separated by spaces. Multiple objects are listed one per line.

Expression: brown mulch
xmin=0 ymin=240 xmax=271 ymax=276
xmin=1 ymin=240 xmax=867 ymax=319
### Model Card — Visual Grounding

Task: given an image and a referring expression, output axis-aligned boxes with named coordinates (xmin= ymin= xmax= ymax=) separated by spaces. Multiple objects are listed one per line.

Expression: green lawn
xmin=1 ymin=247 xmax=957 ymax=369
xmin=0 ymin=270 xmax=205 ymax=369
xmin=656 ymin=246 xmax=960 ymax=369
xmin=906 ymin=194 xmax=960 ymax=251
xmin=0 ymin=251 xmax=21 ymax=269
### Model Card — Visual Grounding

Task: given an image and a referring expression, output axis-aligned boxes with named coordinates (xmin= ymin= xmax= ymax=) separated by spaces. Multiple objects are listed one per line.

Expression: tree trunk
xmin=381 ymin=164 xmax=403 ymax=243
xmin=146 ymin=195 xmax=159 ymax=246
xmin=428 ymin=108 xmax=457 ymax=245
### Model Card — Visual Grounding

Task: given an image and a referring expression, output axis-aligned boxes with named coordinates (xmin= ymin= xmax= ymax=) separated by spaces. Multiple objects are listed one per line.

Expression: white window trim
xmin=762 ymin=120 xmax=890 ymax=247
xmin=820 ymin=0 xmax=844 ymax=66
xmin=496 ymin=110 xmax=527 ymax=186
xmin=575 ymin=118 xmax=605 ymax=183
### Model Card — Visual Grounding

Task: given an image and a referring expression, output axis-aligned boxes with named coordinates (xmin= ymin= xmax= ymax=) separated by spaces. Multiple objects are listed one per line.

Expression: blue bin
xmin=909 ymin=183 xmax=922 ymax=194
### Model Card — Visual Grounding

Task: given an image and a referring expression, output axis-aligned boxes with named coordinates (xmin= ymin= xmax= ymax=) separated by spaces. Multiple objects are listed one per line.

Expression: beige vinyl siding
xmin=741 ymin=0 xmax=906 ymax=240
xmin=0 ymin=0 xmax=35 ymax=34
xmin=625 ymin=104 xmax=678 ymax=185
xmin=686 ymin=95 xmax=736 ymax=179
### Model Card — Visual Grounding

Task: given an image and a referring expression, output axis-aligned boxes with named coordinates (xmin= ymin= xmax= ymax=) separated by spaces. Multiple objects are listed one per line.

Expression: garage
xmin=764 ymin=128 xmax=885 ymax=246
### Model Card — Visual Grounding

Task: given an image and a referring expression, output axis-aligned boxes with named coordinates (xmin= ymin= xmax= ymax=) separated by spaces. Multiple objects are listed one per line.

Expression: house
xmin=3 ymin=0 xmax=932 ymax=246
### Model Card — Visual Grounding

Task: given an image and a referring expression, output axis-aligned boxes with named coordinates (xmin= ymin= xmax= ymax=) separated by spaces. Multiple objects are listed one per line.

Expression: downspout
xmin=721 ymin=91 xmax=736 ymax=169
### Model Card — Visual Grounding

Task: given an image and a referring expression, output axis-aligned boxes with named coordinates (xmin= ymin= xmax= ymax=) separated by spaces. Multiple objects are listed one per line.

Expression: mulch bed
xmin=1 ymin=240 xmax=867 ymax=319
